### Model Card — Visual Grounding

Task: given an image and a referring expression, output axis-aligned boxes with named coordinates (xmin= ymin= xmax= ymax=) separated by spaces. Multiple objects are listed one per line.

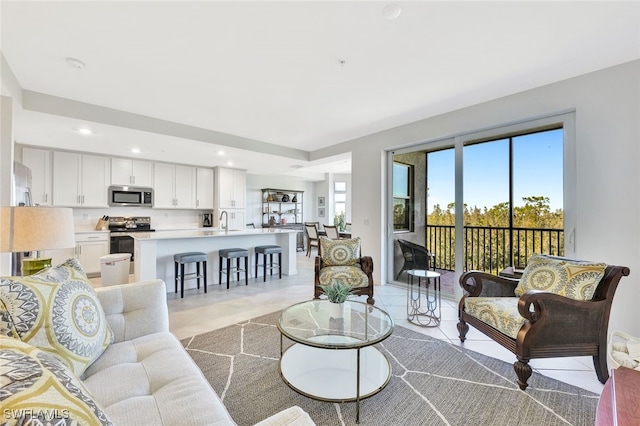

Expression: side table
xmin=407 ymin=269 xmax=441 ymax=327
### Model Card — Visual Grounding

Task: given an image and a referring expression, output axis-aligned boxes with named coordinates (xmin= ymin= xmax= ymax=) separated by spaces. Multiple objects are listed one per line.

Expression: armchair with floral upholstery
xmin=457 ymin=254 xmax=630 ymax=390
xmin=314 ymin=237 xmax=374 ymax=305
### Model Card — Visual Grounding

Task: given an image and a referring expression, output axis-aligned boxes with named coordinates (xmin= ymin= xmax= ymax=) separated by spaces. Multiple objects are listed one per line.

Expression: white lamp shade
xmin=0 ymin=207 xmax=76 ymax=252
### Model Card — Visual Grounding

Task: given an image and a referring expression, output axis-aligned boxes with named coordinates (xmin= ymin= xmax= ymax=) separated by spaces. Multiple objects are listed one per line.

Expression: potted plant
xmin=320 ymin=281 xmax=353 ymax=318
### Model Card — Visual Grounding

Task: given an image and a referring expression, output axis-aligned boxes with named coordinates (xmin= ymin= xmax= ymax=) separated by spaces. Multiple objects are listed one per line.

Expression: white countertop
xmin=130 ymin=228 xmax=296 ymax=240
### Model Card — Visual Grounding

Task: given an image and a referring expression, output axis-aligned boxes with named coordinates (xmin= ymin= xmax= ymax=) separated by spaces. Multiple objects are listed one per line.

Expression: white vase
xmin=328 ymin=301 xmax=344 ymax=318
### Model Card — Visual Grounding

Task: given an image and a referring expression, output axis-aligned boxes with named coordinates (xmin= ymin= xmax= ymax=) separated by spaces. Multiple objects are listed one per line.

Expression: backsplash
xmin=72 ymin=207 xmax=207 ymax=231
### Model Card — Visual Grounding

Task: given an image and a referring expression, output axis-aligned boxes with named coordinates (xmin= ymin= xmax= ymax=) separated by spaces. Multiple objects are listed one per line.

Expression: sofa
xmin=0 ymin=259 xmax=315 ymax=425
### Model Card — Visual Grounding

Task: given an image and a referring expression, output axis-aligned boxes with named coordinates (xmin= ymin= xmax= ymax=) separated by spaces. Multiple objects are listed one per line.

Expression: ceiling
xmin=2 ymin=1 xmax=639 ymax=178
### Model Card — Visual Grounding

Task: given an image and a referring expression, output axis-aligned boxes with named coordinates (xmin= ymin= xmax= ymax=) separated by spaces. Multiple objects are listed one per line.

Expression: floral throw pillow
xmin=514 ymin=254 xmax=606 ymax=301
xmin=0 ymin=335 xmax=113 ymax=426
xmin=320 ymin=237 xmax=361 ymax=266
xmin=0 ymin=258 xmax=113 ymax=377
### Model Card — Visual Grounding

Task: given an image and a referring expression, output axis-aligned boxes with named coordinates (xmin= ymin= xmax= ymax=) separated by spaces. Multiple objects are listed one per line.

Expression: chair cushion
xmin=464 ymin=297 xmax=524 ymax=339
xmin=319 ymin=266 xmax=369 ymax=289
xmin=514 ymin=254 xmax=606 ymax=301
xmin=0 ymin=335 xmax=112 ymax=425
xmin=0 ymin=258 xmax=113 ymax=377
xmin=320 ymin=237 xmax=361 ymax=266
xmin=174 ymin=252 xmax=207 ymax=263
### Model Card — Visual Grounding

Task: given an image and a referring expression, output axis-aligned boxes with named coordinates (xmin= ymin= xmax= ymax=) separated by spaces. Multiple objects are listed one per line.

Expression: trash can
xmin=99 ymin=253 xmax=131 ymax=286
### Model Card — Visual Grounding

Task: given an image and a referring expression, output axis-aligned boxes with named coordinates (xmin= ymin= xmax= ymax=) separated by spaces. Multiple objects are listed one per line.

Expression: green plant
xmin=320 ymin=281 xmax=353 ymax=303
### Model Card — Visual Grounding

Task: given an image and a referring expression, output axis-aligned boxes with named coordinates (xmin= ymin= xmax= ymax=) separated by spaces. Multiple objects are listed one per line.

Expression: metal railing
xmin=426 ymin=224 xmax=564 ymax=275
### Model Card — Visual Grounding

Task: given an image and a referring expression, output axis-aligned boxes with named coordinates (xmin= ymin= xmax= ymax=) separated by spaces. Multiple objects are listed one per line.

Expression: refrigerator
xmin=11 ymin=162 xmax=33 ymax=274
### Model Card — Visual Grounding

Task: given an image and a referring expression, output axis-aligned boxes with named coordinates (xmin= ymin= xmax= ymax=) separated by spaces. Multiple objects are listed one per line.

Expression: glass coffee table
xmin=278 ymin=300 xmax=394 ymax=423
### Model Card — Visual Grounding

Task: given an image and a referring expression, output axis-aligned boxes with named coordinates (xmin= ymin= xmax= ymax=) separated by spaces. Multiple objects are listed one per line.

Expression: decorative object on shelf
xmin=269 ymin=216 xmax=276 ymax=226
xmin=267 ymin=193 xmax=273 ymax=202
xmin=281 ymin=218 xmax=287 ymax=225
xmin=292 ymin=193 xmax=298 ymax=202
xmin=282 ymin=193 xmax=290 ymax=202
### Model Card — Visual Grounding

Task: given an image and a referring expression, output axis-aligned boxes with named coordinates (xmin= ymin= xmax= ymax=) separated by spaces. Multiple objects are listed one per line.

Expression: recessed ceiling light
xmin=226 ymin=161 xmax=233 ymax=166
xmin=65 ymin=57 xmax=86 ymax=69
xmin=291 ymin=165 xmax=304 ymax=169
xmin=131 ymin=148 xmax=141 ymax=154
xmin=382 ymin=4 xmax=402 ymax=20
xmin=218 ymin=151 xmax=225 ymax=156
xmin=76 ymin=127 xmax=92 ymax=135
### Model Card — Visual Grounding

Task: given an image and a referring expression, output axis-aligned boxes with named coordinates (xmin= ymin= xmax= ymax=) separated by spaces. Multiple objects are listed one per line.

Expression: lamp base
xmin=22 ymin=258 xmax=52 ymax=276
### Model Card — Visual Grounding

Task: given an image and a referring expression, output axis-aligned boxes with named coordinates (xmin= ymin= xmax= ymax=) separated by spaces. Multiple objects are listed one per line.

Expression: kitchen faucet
xmin=219 ymin=210 xmax=228 ymax=231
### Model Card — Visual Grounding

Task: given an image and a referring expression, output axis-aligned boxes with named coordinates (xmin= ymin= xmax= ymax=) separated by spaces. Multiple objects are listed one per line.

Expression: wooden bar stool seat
xmin=174 ymin=251 xmax=207 ymax=298
xmin=254 ymin=245 xmax=282 ymax=282
xmin=219 ymin=248 xmax=249 ymax=289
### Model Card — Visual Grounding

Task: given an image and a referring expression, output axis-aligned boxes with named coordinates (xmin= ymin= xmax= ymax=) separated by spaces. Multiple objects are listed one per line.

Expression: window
xmin=334 ymin=181 xmax=347 ymax=216
xmin=393 ymin=162 xmax=413 ymax=231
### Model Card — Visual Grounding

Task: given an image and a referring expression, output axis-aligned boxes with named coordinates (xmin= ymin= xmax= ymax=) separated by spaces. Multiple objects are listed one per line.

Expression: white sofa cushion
xmin=82 ymin=331 xmax=235 ymax=426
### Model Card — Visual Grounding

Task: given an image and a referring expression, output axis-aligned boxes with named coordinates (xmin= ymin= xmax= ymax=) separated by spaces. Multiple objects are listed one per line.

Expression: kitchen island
xmin=131 ymin=228 xmax=297 ymax=293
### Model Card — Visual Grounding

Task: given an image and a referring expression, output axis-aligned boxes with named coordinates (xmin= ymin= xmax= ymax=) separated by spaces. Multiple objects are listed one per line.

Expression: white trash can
xmin=99 ymin=253 xmax=131 ymax=286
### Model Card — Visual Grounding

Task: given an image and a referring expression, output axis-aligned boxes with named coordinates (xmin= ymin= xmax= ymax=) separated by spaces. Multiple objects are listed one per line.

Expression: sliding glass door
xmin=387 ymin=114 xmax=574 ymax=299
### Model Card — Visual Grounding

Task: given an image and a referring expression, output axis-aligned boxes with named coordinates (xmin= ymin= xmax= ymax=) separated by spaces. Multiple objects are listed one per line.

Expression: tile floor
xmin=94 ymin=251 xmax=605 ymax=395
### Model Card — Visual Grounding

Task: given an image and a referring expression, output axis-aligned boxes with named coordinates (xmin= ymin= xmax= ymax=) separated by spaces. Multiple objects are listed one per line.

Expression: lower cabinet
xmin=42 ymin=232 xmax=109 ymax=276
xmin=76 ymin=233 xmax=110 ymax=276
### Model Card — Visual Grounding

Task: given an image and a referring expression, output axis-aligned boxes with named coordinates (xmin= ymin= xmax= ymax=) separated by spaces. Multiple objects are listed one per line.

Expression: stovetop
xmin=108 ymin=216 xmax=155 ymax=232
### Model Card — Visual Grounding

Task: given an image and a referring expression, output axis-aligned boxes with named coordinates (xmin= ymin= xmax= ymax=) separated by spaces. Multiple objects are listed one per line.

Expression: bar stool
xmin=174 ymin=252 xmax=207 ymax=298
xmin=219 ymin=248 xmax=249 ymax=289
xmin=254 ymin=245 xmax=282 ymax=282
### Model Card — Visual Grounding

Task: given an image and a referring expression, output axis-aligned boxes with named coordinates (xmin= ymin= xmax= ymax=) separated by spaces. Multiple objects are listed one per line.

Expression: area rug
xmin=181 ymin=311 xmax=598 ymax=426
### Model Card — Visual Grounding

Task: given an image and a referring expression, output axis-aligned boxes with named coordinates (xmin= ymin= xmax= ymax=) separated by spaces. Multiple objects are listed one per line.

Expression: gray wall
xmin=314 ymin=60 xmax=640 ymax=337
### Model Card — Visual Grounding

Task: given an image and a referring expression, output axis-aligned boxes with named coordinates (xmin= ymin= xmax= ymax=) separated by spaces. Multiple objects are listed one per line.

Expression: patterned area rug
xmin=181 ymin=311 xmax=598 ymax=426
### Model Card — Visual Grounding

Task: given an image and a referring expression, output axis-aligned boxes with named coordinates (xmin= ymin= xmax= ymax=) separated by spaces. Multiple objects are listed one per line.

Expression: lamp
xmin=0 ymin=206 xmax=76 ymax=275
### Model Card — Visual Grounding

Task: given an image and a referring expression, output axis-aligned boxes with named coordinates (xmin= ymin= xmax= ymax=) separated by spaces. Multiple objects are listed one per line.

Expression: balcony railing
xmin=426 ymin=224 xmax=564 ymax=275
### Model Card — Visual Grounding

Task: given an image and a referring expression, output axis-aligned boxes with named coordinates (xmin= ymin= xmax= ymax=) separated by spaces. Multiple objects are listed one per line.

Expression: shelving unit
xmin=261 ymin=189 xmax=304 ymax=251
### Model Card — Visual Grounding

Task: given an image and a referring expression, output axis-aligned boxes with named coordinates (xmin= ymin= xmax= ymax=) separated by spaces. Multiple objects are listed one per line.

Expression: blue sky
xmin=425 ymin=129 xmax=563 ymax=213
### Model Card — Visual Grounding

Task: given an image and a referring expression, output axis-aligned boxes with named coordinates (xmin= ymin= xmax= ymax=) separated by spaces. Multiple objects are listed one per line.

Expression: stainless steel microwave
xmin=108 ymin=186 xmax=153 ymax=207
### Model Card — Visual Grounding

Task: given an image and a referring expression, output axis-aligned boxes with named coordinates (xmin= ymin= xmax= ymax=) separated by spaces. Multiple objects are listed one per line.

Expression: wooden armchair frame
xmin=457 ymin=258 xmax=630 ymax=390
xmin=314 ymin=256 xmax=375 ymax=305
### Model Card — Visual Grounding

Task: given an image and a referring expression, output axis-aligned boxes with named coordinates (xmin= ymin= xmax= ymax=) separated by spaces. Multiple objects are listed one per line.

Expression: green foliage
xmin=320 ymin=281 xmax=353 ymax=303
xmin=333 ymin=212 xmax=346 ymax=232
xmin=426 ymin=196 xmax=564 ymax=273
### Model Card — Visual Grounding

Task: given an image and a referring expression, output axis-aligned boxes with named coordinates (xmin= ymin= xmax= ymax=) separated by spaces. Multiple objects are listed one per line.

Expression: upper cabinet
xmin=111 ymin=158 xmax=153 ymax=187
xmin=22 ymin=147 xmax=52 ymax=206
xmin=52 ymin=151 xmax=110 ymax=207
xmin=196 ymin=167 xmax=214 ymax=210
xmin=215 ymin=167 xmax=246 ymax=209
xmin=153 ymin=163 xmax=196 ymax=209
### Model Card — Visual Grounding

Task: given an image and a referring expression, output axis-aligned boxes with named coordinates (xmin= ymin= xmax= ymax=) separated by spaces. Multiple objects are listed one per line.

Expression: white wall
xmin=245 ymin=174 xmax=316 ymax=227
xmin=316 ymin=60 xmax=639 ymax=337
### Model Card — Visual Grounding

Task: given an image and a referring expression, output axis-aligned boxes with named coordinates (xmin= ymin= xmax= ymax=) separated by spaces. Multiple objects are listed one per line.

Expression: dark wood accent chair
xmin=313 ymin=238 xmax=375 ymax=305
xmin=396 ymin=239 xmax=435 ymax=279
xmin=457 ymin=256 xmax=630 ymax=390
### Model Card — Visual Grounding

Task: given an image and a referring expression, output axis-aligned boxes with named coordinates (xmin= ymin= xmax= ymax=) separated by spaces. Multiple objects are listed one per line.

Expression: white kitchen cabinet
xmin=215 ymin=167 xmax=246 ymax=209
xmin=52 ymin=151 xmax=110 ymax=207
xmin=111 ymin=158 xmax=153 ymax=187
xmin=40 ymin=232 xmax=109 ymax=276
xmin=22 ymin=147 xmax=52 ymax=206
xmin=153 ymin=163 xmax=196 ymax=209
xmin=75 ymin=233 xmax=110 ymax=275
xmin=196 ymin=167 xmax=214 ymax=209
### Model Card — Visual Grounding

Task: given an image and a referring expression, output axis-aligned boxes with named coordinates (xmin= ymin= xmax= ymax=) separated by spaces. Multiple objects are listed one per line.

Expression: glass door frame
xmin=385 ymin=111 xmax=576 ymax=299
